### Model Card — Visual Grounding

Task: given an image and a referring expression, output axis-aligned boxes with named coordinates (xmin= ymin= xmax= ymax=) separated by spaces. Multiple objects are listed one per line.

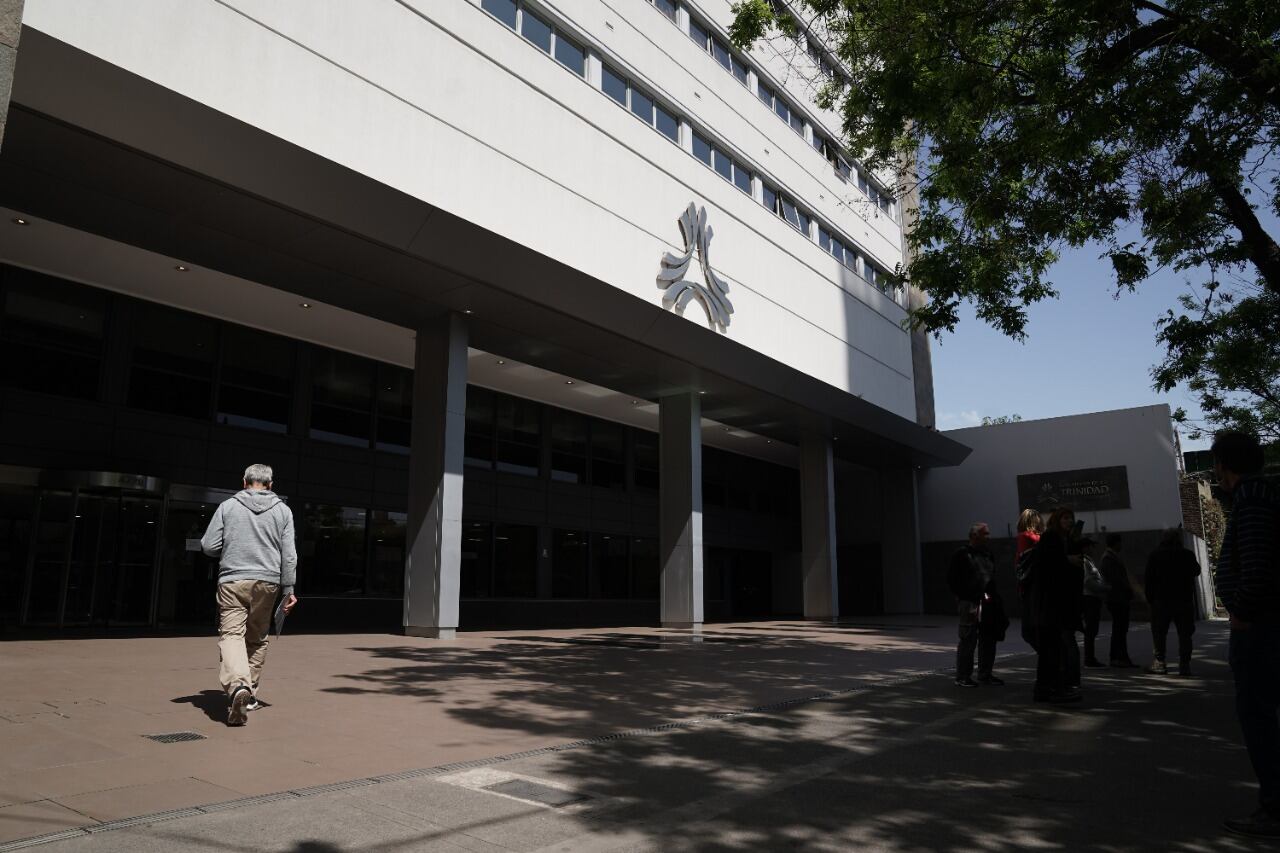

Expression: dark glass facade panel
xmin=731 ymin=56 xmax=748 ymax=84
xmin=481 ymin=0 xmax=517 ymax=29
xmin=653 ymin=0 xmax=676 ymax=21
xmin=460 ymin=520 xmax=492 ymax=598
xmin=714 ymin=149 xmax=733 ymax=182
xmin=1 ymin=267 xmax=105 ymax=400
xmin=589 ymin=419 xmax=626 ymax=490
xmin=368 ymin=510 xmax=406 ymax=596
xmin=631 ymin=537 xmax=659 ymax=599
xmin=465 ymin=386 xmax=495 ymax=468
xmin=602 ymin=65 xmax=627 ymax=106
xmin=520 ymin=9 xmax=552 ymax=52
xmin=301 ymin=503 xmax=368 ymax=595
xmin=550 ymin=409 xmax=588 ymax=483
xmin=702 ymin=446 xmax=727 ymax=507
xmin=27 ymin=491 xmax=73 ymax=623
xmin=633 ymin=430 xmax=658 ymax=491
xmin=495 ymin=394 xmax=540 ymax=476
xmin=128 ymin=302 xmax=217 ymax=419
xmin=217 ymin=326 xmax=293 ymax=434
xmin=689 ymin=20 xmax=709 ymax=49
xmin=376 ymin=364 xmax=412 ymax=453
xmin=493 ymin=523 xmax=537 ymax=597
xmin=310 ymin=348 xmax=374 ymax=447
xmin=0 ymin=486 xmax=34 ymax=624
xmin=693 ymin=133 xmax=712 ymax=167
xmin=552 ymin=528 xmax=588 ymax=598
xmin=763 ymin=186 xmax=779 ymax=216
xmin=713 ymin=40 xmax=731 ymax=71
xmin=554 ymin=32 xmax=585 ymax=76
xmin=592 ymin=533 xmax=629 ymax=599
xmin=733 ymin=162 xmax=751 ymax=195
xmin=757 ymin=81 xmax=773 ymax=107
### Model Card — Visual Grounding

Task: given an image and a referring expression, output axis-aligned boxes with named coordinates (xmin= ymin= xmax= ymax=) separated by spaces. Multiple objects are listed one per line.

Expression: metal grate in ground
xmin=141 ymin=731 xmax=207 ymax=744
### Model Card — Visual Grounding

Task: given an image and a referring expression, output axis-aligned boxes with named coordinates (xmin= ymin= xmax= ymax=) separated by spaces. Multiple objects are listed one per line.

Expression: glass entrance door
xmin=21 ymin=487 xmax=163 ymax=627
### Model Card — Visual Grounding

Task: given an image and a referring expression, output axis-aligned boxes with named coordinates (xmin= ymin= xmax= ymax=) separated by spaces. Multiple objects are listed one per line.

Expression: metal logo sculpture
xmin=657 ymin=202 xmax=733 ymax=332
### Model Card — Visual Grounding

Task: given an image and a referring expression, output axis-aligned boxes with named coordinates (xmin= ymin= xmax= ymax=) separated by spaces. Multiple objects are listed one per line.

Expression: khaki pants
xmin=217 ymin=580 xmax=278 ymax=697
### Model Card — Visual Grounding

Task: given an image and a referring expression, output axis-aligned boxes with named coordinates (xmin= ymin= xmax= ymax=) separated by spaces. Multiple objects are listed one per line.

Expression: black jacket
xmin=1216 ymin=476 xmax=1280 ymax=622
xmin=1099 ymin=550 xmax=1133 ymax=604
xmin=1027 ymin=529 xmax=1083 ymax=631
xmin=1143 ymin=542 xmax=1201 ymax=607
xmin=948 ymin=545 xmax=994 ymax=603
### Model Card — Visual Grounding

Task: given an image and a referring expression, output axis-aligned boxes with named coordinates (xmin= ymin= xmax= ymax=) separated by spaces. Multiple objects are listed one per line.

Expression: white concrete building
xmin=0 ymin=0 xmax=965 ymax=633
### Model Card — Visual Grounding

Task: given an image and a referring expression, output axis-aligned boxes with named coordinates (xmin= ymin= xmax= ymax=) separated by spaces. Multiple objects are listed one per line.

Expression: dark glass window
xmin=631 ymin=537 xmax=659 ymax=599
xmin=0 ymin=485 xmax=34 ymax=624
xmin=520 ymin=9 xmax=552 ymax=52
xmin=593 ymin=533 xmax=629 ymax=599
xmin=465 ymin=386 xmax=495 ymax=468
xmin=789 ymin=110 xmax=804 ymax=134
xmin=757 ymin=81 xmax=773 ymax=107
xmin=603 ymin=65 xmax=627 ymax=106
xmin=552 ymin=528 xmax=588 ymax=598
xmin=713 ymin=39 xmax=731 ymax=71
xmin=310 ymin=348 xmax=373 ymax=447
xmin=693 ymin=133 xmax=712 ymax=167
xmin=375 ymin=364 xmax=411 ymax=453
xmin=1 ymin=267 xmax=105 ymax=400
xmin=128 ymin=302 xmax=217 ymax=419
xmin=630 ymin=88 xmax=654 ymax=123
xmin=733 ymin=161 xmax=751 ymax=194
xmin=763 ymin=185 xmax=779 ymax=216
xmin=702 ymin=446 xmax=727 ymax=507
xmin=300 ymin=503 xmax=368 ymax=596
xmin=550 ymin=409 xmax=587 ymax=483
xmin=481 ymin=0 xmax=517 ymax=29
xmin=493 ymin=523 xmax=537 ymax=597
xmin=633 ymin=430 xmax=658 ymax=491
xmin=655 ymin=105 xmax=679 ymax=143
xmin=714 ymin=148 xmax=733 ymax=182
xmin=554 ymin=32 xmax=585 ymax=76
xmin=819 ymin=226 xmax=832 ymax=253
xmin=689 ymin=20 xmax=710 ymax=50
xmin=774 ymin=99 xmax=789 ymax=123
xmin=653 ymin=0 xmax=677 ymax=21
xmin=367 ymin=510 xmax=405 ymax=596
xmin=460 ymin=520 xmax=492 ymax=598
xmin=590 ymin=419 xmax=626 ymax=490
xmin=495 ymin=393 xmax=540 ymax=476
xmin=731 ymin=56 xmax=749 ymax=84
xmin=217 ymin=326 xmax=293 ymax=434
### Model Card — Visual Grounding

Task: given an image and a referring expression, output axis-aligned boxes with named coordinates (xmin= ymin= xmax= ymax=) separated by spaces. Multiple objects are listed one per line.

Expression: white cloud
xmin=938 ymin=409 xmax=982 ymax=429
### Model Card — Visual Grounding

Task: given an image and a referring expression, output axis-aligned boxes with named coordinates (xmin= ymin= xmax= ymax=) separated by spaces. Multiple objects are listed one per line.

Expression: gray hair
xmin=243 ymin=464 xmax=274 ymax=486
xmin=969 ymin=522 xmax=989 ymax=539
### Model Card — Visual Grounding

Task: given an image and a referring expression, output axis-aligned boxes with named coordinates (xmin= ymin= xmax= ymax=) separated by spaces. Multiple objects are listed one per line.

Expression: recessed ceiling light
xmin=463 ymin=309 xmax=473 ymax=315
xmin=565 ymin=380 xmax=574 ymax=385
xmin=496 ymin=359 xmax=506 ymax=365
xmin=12 ymin=217 xmax=29 ymax=226
xmin=174 ymin=264 xmax=189 ymax=272
xmin=722 ymin=426 xmax=731 ymax=432
xmin=631 ymin=400 xmax=640 ymax=405
xmin=766 ymin=440 xmax=773 ymax=444
xmin=299 ymin=302 xmax=311 ymax=309
xmin=698 ymin=391 xmax=706 ymax=395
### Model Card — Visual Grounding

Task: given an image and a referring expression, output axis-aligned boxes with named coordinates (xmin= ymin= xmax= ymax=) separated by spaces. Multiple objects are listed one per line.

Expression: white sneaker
xmin=246 ymin=697 xmax=262 ymax=712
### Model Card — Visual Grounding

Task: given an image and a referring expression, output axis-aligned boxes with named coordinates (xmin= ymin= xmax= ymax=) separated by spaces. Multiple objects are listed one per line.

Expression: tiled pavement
xmin=0 ymin=618 xmax=1265 ymax=851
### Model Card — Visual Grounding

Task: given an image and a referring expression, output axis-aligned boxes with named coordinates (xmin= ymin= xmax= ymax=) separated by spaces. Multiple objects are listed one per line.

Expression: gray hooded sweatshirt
xmin=201 ymin=489 xmax=297 ymax=595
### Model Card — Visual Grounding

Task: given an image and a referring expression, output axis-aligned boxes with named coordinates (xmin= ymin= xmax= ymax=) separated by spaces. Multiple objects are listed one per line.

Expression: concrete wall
xmin=919 ymin=405 xmax=1183 ymax=542
xmin=917 ymin=405 xmax=1198 ymax=618
xmin=20 ymin=0 xmax=918 ymax=419
xmin=0 ymin=0 xmax=22 ymax=148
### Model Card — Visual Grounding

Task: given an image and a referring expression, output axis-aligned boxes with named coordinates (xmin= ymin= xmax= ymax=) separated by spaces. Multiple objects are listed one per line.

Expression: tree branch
xmin=1206 ymin=172 xmax=1280 ymax=294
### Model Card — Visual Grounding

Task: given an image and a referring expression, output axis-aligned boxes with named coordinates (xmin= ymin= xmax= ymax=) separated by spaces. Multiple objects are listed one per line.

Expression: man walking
xmin=1214 ymin=432 xmax=1280 ymax=839
xmin=948 ymin=522 xmax=1003 ymax=687
xmin=1098 ymin=533 xmax=1136 ymax=667
xmin=201 ymin=464 xmax=297 ymax=726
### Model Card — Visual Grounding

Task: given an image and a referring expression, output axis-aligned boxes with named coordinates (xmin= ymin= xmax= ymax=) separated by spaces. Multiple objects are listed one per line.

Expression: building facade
xmin=0 ymin=0 xmax=965 ymax=633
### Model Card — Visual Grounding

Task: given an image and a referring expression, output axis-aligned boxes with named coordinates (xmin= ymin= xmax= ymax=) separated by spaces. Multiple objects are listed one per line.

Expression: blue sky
xmin=931 ymin=243 xmax=1212 ymax=450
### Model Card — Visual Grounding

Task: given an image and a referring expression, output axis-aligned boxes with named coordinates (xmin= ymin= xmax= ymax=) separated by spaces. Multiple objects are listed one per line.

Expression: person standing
xmin=1143 ymin=528 xmax=1201 ymax=676
xmin=1027 ymin=507 xmax=1083 ymax=702
xmin=1098 ymin=533 xmax=1136 ymax=667
xmin=1081 ymin=539 xmax=1109 ymax=668
xmin=948 ymin=522 xmax=1003 ymax=687
xmin=201 ymin=464 xmax=298 ymax=726
xmin=1015 ymin=509 xmax=1044 ymax=648
xmin=1213 ymin=431 xmax=1280 ymax=839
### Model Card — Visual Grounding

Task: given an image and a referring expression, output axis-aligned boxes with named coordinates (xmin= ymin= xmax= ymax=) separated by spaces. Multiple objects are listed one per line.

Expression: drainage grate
xmin=143 ymin=731 xmax=207 ymax=744
xmin=484 ymin=779 xmax=588 ymax=808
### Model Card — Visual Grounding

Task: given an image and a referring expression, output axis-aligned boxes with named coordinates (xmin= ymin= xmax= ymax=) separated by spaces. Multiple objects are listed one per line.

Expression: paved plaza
xmin=0 ymin=618 xmax=1267 ymax=851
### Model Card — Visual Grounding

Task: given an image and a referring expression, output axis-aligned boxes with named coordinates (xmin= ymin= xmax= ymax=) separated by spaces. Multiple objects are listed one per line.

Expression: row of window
xmin=647 ymin=0 xmax=897 ymax=221
xmin=480 ymin=0 xmax=901 ymax=299
xmin=0 ymin=266 xmax=805 ymax=512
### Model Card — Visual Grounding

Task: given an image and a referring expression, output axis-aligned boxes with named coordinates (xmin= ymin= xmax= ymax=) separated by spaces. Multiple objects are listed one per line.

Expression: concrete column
xmin=0 ymin=0 xmax=25 ymax=151
xmin=800 ymin=433 xmax=838 ymax=620
xmin=404 ymin=313 xmax=468 ymax=639
xmin=659 ymin=393 xmax=703 ymax=631
xmin=881 ymin=467 xmax=923 ymax=614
